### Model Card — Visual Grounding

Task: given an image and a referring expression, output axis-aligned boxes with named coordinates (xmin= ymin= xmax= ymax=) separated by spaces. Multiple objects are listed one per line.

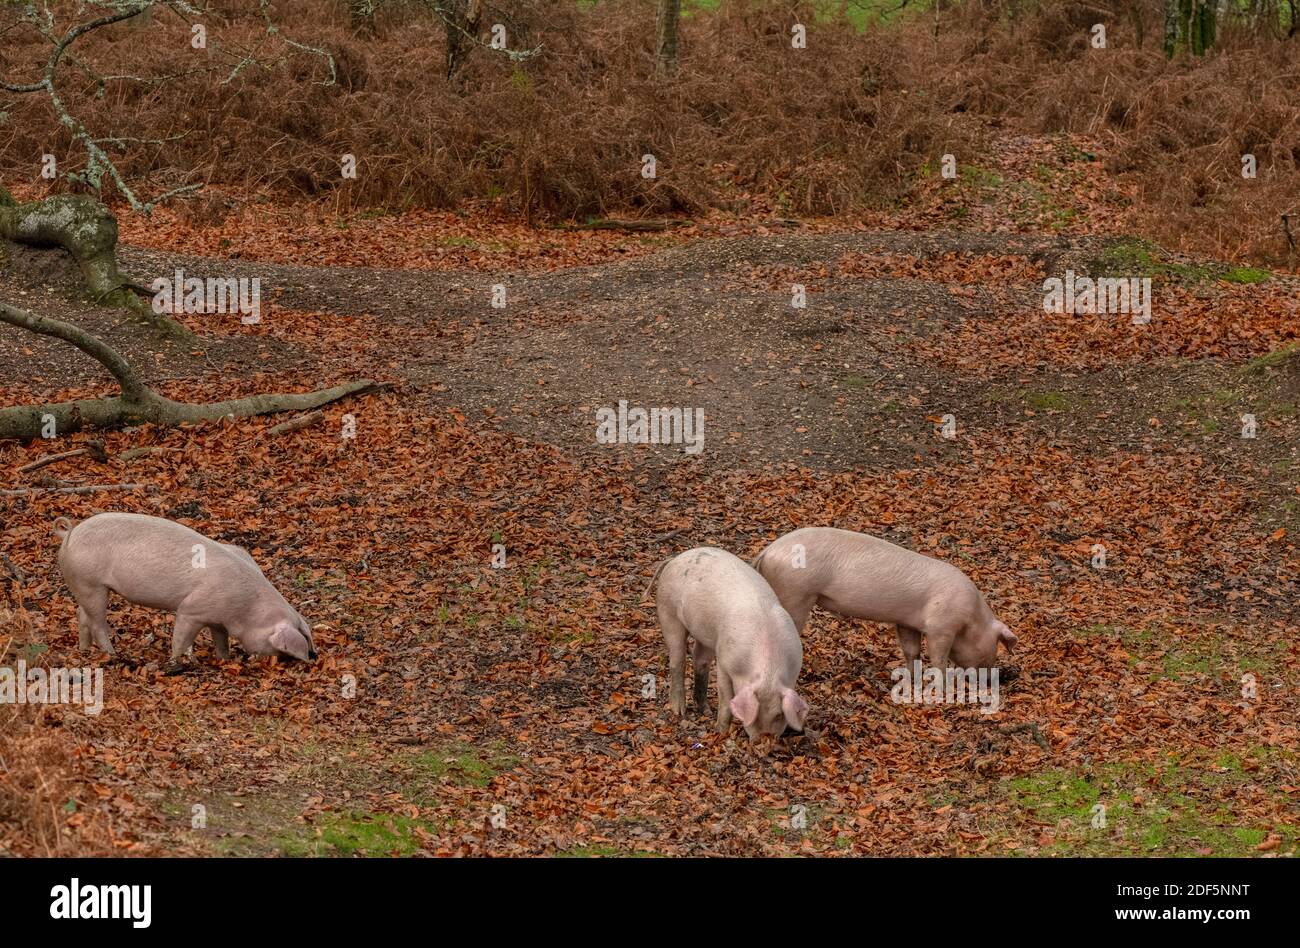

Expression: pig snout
xmin=996 ymin=622 xmax=1018 ymax=654
xmin=265 ymin=619 xmax=316 ymax=662
xmin=951 ymin=619 xmax=1017 ymax=670
xmin=732 ymin=686 xmax=808 ymax=741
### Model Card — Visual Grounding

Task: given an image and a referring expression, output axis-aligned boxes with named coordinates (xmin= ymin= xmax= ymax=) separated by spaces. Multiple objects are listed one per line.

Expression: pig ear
xmin=998 ymin=625 xmax=1018 ymax=653
xmin=729 ymin=688 xmax=759 ymax=726
xmin=781 ymin=689 xmax=809 ymax=732
xmin=269 ymin=620 xmax=311 ymax=661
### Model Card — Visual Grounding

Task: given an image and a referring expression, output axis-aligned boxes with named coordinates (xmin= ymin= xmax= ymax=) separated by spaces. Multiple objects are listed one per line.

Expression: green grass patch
xmin=1023 ymin=390 xmax=1072 ymax=412
xmin=404 ymin=742 xmax=520 ymax=789
xmin=1166 ymin=384 xmax=1245 ymax=434
xmin=1090 ymin=238 xmax=1271 ymax=285
xmin=354 ymin=207 xmax=393 ymax=220
xmin=958 ymin=164 xmax=1004 ymax=188
xmin=1011 ymin=180 xmax=1078 ymax=231
xmin=1162 ymin=357 xmax=1300 ymax=440
xmin=1071 ymin=623 xmax=1287 ymax=681
xmin=1221 ymin=266 xmax=1271 ymax=284
xmin=675 ymin=0 xmax=932 ymax=28
xmin=1090 ymin=238 xmax=1171 ymax=279
xmin=276 ymin=811 xmax=436 ymax=857
xmin=1243 ymin=344 xmax=1298 ymax=376
xmin=1000 ymin=751 xmax=1295 ymax=856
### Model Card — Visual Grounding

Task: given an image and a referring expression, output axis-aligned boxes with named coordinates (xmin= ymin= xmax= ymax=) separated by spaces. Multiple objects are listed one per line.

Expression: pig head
xmin=653 ymin=546 xmax=808 ymax=740
xmin=729 ymin=680 xmax=809 ymax=742
xmin=55 ymin=513 xmax=317 ymax=664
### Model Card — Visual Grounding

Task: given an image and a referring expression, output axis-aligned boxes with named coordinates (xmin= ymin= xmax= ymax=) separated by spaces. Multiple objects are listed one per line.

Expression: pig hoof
xmin=162 ymin=660 xmax=193 ymax=677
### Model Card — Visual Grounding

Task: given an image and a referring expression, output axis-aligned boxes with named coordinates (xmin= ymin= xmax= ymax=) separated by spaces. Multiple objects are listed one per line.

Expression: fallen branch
xmin=653 ymin=527 xmax=688 ymax=543
xmin=0 ymin=301 xmax=383 ymax=441
xmin=560 ymin=218 xmax=690 ymax=233
xmin=0 ymin=483 xmax=155 ymax=497
xmin=265 ymin=409 xmax=324 ymax=437
xmin=117 ymin=445 xmax=178 ymax=462
xmin=15 ymin=440 xmax=107 ymax=474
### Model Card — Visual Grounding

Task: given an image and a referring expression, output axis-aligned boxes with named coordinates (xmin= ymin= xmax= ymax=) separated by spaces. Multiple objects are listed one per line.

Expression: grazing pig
xmin=649 ymin=547 xmax=808 ymax=740
xmin=54 ymin=513 xmax=317 ymax=665
xmin=752 ymin=527 xmax=1016 ymax=671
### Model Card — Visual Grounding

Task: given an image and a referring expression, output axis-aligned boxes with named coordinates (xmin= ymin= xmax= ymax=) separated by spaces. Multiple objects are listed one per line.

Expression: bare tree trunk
xmin=0 ymin=301 xmax=381 ymax=442
xmin=656 ymin=0 xmax=681 ymax=74
xmin=439 ymin=0 xmax=483 ymax=79
xmin=0 ymin=186 xmax=190 ymax=339
xmin=1 ymin=194 xmax=125 ymax=302
xmin=1131 ymin=2 xmax=1146 ymax=48
xmin=1164 ymin=0 xmax=1218 ymax=56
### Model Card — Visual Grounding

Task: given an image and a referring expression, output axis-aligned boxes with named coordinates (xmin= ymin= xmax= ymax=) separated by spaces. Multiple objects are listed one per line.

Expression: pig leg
xmin=691 ymin=640 xmax=714 ymax=713
xmin=74 ymin=585 xmax=115 ymax=655
xmin=75 ymin=605 xmax=93 ymax=652
xmin=783 ymin=594 xmax=817 ymax=634
xmin=659 ymin=606 xmax=688 ymax=716
xmin=925 ymin=623 xmax=958 ymax=673
xmin=210 ymin=625 xmax=231 ymax=660
xmin=169 ymin=613 xmax=205 ymax=663
xmin=896 ymin=624 xmax=922 ymax=668
xmin=716 ymin=669 xmax=734 ymax=733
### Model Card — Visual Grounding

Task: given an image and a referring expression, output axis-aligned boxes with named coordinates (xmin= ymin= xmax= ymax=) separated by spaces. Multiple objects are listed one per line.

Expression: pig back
xmin=658 ymin=547 xmax=788 ymax=640
xmin=60 ymin=512 xmax=269 ymax=615
xmin=764 ymin=527 xmax=979 ymax=627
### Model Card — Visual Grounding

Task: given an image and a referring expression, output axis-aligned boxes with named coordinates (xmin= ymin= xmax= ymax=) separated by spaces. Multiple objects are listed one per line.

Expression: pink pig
xmin=649 ymin=547 xmax=808 ymax=740
xmin=55 ymin=512 xmax=317 ymax=664
xmin=753 ymin=527 xmax=1016 ymax=670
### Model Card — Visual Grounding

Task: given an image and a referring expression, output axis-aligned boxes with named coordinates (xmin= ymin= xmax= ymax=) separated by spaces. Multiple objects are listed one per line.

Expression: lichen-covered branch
xmin=0 ymin=190 xmax=188 ymax=337
xmin=0 ymin=300 xmax=150 ymax=401
xmin=0 ymin=2 xmax=201 ymax=213
xmin=0 ymin=1 xmax=332 ymax=212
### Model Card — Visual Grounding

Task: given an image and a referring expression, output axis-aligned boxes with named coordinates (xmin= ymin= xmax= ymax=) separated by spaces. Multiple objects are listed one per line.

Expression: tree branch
xmin=0 ymin=302 xmax=384 ymax=442
xmin=0 ymin=300 xmax=150 ymax=401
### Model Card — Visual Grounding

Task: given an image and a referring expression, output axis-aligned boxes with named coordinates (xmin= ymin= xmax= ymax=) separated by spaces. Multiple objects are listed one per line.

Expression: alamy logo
xmin=152 ymin=269 xmax=261 ymax=324
xmin=595 ymin=400 xmax=704 ymax=455
xmin=49 ymin=879 xmax=151 ymax=928
xmin=890 ymin=662 xmax=1001 ymax=714
xmin=0 ymin=661 xmax=102 ymax=715
xmin=1042 ymin=270 xmax=1151 ymax=325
